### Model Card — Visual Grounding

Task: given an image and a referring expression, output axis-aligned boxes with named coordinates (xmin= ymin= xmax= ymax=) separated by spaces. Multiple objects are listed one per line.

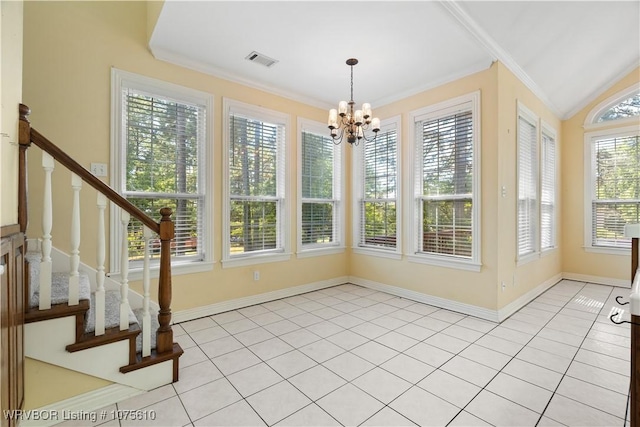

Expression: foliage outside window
xmin=360 ymin=123 xmax=398 ymax=250
xmin=589 ymin=132 xmax=640 ymax=249
xmin=114 ymin=72 xmax=208 ymax=269
xmin=596 ymin=93 xmax=640 ymax=122
xmin=585 ymin=87 xmax=640 ymax=252
xmin=300 ymin=122 xmax=342 ymax=251
xmin=225 ymin=102 xmax=288 ymax=262
xmin=411 ymin=92 xmax=480 ymax=270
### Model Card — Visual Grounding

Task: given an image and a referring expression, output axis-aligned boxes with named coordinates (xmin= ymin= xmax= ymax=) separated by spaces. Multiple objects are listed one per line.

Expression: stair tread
xmin=85 ymin=290 xmax=138 ymax=333
xmin=30 ymin=271 xmax=91 ymax=308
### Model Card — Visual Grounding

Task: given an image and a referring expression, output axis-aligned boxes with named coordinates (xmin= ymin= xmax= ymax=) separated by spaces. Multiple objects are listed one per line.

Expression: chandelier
xmin=328 ymin=58 xmax=380 ymax=145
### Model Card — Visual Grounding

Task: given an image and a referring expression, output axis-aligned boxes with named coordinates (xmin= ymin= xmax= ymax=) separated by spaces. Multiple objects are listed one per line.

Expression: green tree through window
xmin=228 ymin=113 xmax=284 ymax=254
xmin=122 ymin=88 xmax=205 ymax=262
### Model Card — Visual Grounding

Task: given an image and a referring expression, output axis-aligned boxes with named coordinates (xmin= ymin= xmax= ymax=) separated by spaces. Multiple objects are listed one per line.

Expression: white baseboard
xmin=348 ymin=276 xmax=501 ymax=322
xmin=497 ymin=273 xmax=563 ymax=322
xmin=20 ymin=384 xmax=142 ymax=427
xmin=172 ymin=276 xmax=349 ymax=324
xmin=167 ymin=271 xmax=629 ymax=326
xmin=562 ymin=272 xmax=631 ymax=288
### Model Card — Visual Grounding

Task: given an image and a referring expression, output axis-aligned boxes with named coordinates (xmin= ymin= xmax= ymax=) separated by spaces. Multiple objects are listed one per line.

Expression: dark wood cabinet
xmin=1 ymin=225 xmax=25 ymax=427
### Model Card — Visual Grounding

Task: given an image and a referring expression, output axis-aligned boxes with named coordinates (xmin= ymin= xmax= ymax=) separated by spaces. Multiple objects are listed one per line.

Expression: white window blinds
xmin=591 ymin=134 xmax=640 ymax=248
xmin=301 ymin=129 xmax=339 ymax=247
xmin=517 ymin=114 xmax=538 ymax=258
xmin=122 ymin=87 xmax=205 ymax=263
xmin=540 ymin=130 xmax=556 ymax=250
xmin=360 ymin=126 xmax=398 ymax=249
xmin=228 ymin=113 xmax=285 ymax=255
xmin=417 ymin=110 xmax=474 ymax=258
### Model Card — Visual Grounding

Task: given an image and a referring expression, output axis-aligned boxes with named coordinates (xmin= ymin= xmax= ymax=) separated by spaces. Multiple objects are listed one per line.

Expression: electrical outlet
xmin=501 ymin=281 xmax=506 ymax=292
xmin=90 ymin=163 xmax=108 ymax=177
xmin=253 ymin=271 xmax=260 ymax=281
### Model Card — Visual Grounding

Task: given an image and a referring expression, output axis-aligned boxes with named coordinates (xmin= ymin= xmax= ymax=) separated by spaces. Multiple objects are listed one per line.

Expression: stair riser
xmin=25 ymin=317 xmax=174 ymax=390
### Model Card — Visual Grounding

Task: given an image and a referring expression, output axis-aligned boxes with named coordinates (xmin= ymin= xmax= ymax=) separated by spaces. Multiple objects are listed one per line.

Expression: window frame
xmin=352 ymin=116 xmax=402 ymax=260
xmin=222 ymin=98 xmax=291 ymax=268
xmin=297 ymin=119 xmax=344 ymax=257
xmin=516 ymin=102 xmax=540 ymax=264
xmin=540 ymin=122 xmax=558 ymax=253
xmin=110 ymin=68 xmax=214 ymax=279
xmin=584 ymin=83 xmax=640 ymax=131
xmin=584 ymin=124 xmax=640 ymax=254
xmin=408 ymin=91 xmax=481 ymax=271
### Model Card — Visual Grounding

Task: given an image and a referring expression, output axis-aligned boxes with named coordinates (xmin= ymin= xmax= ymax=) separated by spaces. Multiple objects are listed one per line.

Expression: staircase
xmin=17 ymin=104 xmax=183 ymax=393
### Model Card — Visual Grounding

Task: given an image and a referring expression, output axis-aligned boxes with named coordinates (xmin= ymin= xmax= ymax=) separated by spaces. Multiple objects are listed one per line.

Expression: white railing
xmin=68 ymin=173 xmax=81 ymax=305
xmin=20 ymin=104 xmax=176 ymax=362
xmin=34 ymin=157 xmax=156 ymax=356
xmin=120 ymin=211 xmax=131 ymax=331
xmin=95 ymin=193 xmax=107 ymax=335
xmin=142 ymin=226 xmax=152 ymax=357
xmin=39 ymin=152 xmax=54 ymax=310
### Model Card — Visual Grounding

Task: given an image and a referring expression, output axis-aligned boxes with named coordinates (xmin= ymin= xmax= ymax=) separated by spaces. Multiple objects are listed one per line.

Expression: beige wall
xmin=561 ymin=66 xmax=640 ymax=284
xmin=350 ymin=62 xmax=564 ymax=312
xmin=350 ymin=65 xmax=501 ymax=310
xmin=0 ymin=0 xmax=23 ymax=227
xmin=23 ymin=359 xmax=111 ymax=410
xmin=22 ymin=1 xmax=347 ymax=312
xmin=495 ymin=63 xmax=563 ymax=308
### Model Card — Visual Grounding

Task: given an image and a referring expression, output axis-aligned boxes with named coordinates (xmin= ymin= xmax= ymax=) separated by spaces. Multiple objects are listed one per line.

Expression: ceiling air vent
xmin=245 ymin=51 xmax=278 ymax=68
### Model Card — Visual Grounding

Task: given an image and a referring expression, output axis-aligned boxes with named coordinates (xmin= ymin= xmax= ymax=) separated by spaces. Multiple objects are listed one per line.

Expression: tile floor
xmin=62 ymin=280 xmax=635 ymax=426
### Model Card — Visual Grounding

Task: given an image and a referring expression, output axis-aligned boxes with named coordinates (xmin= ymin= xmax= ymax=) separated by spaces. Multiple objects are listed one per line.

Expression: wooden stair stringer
xmin=24 ymin=315 xmax=174 ymax=391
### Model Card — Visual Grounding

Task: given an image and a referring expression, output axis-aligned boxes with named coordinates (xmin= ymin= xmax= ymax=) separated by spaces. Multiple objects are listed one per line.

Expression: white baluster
xmin=120 ymin=210 xmax=131 ymax=331
xmin=68 ymin=173 xmax=82 ymax=305
xmin=95 ymin=193 xmax=107 ymax=335
xmin=142 ymin=226 xmax=152 ymax=357
xmin=39 ymin=152 xmax=54 ymax=310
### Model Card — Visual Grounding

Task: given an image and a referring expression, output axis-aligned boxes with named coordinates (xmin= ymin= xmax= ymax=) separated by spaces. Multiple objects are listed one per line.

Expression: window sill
xmin=352 ymin=247 xmax=402 ymax=260
xmin=406 ymin=253 xmax=481 ymax=272
xmin=584 ymin=245 xmax=629 ymax=256
xmin=297 ymin=246 xmax=345 ymax=259
xmin=222 ymin=252 xmax=292 ymax=268
xmin=516 ymin=252 xmax=539 ymax=267
xmin=109 ymin=259 xmax=214 ymax=282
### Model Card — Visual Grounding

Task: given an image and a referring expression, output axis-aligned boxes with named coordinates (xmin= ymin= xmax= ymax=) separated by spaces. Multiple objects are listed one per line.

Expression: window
xmin=596 ymin=92 xmax=640 ymax=122
xmin=586 ymin=128 xmax=640 ymax=250
xmin=517 ymin=105 xmax=539 ymax=260
xmin=353 ymin=117 xmax=400 ymax=257
xmin=540 ymin=126 xmax=557 ymax=250
xmin=409 ymin=92 xmax=481 ymax=271
xmin=223 ymin=99 xmax=290 ymax=266
xmin=585 ymin=85 xmax=640 ymax=253
xmin=111 ymin=69 xmax=212 ymax=276
xmin=298 ymin=119 xmax=343 ymax=255
xmin=517 ymin=103 xmax=558 ymax=262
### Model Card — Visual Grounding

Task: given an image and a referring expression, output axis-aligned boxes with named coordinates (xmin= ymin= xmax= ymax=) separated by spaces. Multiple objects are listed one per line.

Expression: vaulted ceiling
xmin=150 ymin=1 xmax=640 ymax=120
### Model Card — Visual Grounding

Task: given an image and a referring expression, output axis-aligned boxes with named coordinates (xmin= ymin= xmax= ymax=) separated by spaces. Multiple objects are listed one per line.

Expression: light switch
xmin=90 ymin=163 xmax=108 ymax=177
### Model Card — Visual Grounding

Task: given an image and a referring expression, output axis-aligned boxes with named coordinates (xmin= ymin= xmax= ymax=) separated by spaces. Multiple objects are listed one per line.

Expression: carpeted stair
xmin=26 ymin=250 xmax=159 ymax=355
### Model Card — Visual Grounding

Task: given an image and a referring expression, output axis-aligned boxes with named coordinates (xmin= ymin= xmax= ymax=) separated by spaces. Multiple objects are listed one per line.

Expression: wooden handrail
xmin=19 ymin=104 xmax=159 ymax=234
xmin=17 ymin=103 xmax=176 ymax=360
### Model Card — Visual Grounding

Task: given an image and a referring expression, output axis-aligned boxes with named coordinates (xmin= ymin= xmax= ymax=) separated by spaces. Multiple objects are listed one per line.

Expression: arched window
xmin=595 ymin=93 xmax=640 ymax=122
xmin=584 ymin=84 xmax=640 ymax=253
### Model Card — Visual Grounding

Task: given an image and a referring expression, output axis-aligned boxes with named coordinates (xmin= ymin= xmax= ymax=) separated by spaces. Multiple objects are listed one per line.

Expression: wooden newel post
xmin=156 ymin=207 xmax=174 ymax=354
xmin=18 ymin=104 xmax=32 ymax=233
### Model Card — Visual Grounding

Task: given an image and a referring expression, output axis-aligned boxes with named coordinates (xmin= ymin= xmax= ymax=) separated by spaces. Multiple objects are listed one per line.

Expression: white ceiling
xmin=150 ymin=1 xmax=640 ymax=120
